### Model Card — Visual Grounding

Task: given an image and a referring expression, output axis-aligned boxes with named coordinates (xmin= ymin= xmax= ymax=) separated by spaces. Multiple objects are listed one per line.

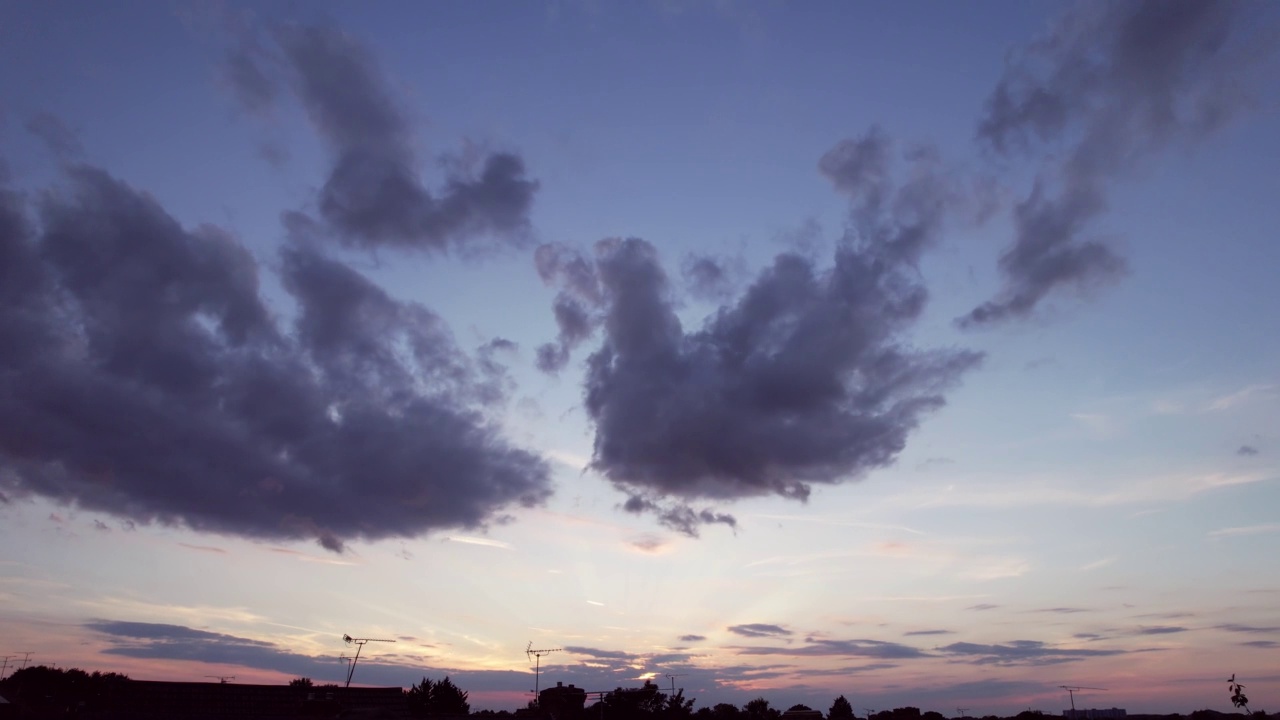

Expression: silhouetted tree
xmin=698 ymin=702 xmax=743 ymax=720
xmin=665 ymin=690 xmax=696 ymax=719
xmin=830 ymin=697 xmax=855 ymax=720
xmin=589 ymin=682 xmax=668 ymax=720
xmin=921 ymin=712 xmax=945 ymax=720
xmin=746 ymin=698 xmax=781 ymax=720
xmin=788 ymin=706 xmax=813 ymax=713
xmin=0 ymin=666 xmax=130 ymax=711
xmin=408 ymin=676 xmax=471 ymax=717
xmin=1230 ymin=675 xmax=1250 ymax=713
xmin=290 ymin=677 xmax=314 ymax=689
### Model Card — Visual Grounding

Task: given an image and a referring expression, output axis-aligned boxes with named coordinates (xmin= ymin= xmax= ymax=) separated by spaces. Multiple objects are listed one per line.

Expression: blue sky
xmin=1 ymin=0 xmax=1278 ymax=715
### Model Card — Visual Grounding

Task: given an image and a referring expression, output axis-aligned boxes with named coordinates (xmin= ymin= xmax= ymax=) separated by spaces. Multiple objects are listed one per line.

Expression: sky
xmin=0 ymin=0 xmax=1278 ymax=715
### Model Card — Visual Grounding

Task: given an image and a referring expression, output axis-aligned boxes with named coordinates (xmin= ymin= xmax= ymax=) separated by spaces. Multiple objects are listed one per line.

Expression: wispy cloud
xmin=731 ymin=637 xmax=928 ymax=659
xmin=445 ymin=535 xmax=513 ymax=549
xmin=1210 ymin=384 xmax=1278 ymax=412
xmin=178 ymin=542 xmax=228 ymax=554
xmin=937 ymin=639 xmax=1131 ymax=666
xmin=1208 ymin=524 xmax=1280 ymax=538
xmin=1134 ymin=626 xmax=1188 ymax=635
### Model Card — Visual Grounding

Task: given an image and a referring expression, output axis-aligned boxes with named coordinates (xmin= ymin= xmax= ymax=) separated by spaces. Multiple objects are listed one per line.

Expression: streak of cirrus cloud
xmin=961 ymin=0 xmax=1277 ymax=326
xmin=535 ymin=128 xmax=982 ymax=535
xmin=223 ymin=23 xmax=538 ymax=254
xmin=0 ymin=25 xmax=552 ymax=552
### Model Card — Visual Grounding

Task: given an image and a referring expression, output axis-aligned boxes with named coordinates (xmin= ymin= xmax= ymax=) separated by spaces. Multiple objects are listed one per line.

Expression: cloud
xmin=962 ymin=0 xmax=1276 ymax=325
xmin=538 ymin=130 xmax=980 ymax=532
xmin=966 ymin=604 xmax=1000 ymax=611
xmin=903 ymin=629 xmax=954 ymax=637
xmin=0 ymin=165 xmax=552 ymax=551
xmin=85 ymin=620 xmax=534 ymax=691
xmin=24 ymin=112 xmax=84 ymax=159
xmin=1207 ymin=524 xmax=1280 ymax=538
xmin=224 ymin=24 xmax=537 ymax=253
xmin=730 ymin=637 xmax=928 ymax=660
xmin=1237 ymin=445 xmax=1260 ymax=456
xmin=564 ymin=646 xmax=638 ymax=661
xmin=678 ymin=634 xmax=706 ymax=643
xmin=1135 ymin=626 xmax=1188 ymax=635
xmin=1216 ymin=624 xmax=1280 ymax=634
xmin=937 ymin=639 xmax=1128 ymax=666
xmin=1242 ymin=640 xmax=1279 ymax=649
xmin=1032 ymin=607 xmax=1092 ymax=614
xmin=727 ymin=624 xmax=793 ymax=639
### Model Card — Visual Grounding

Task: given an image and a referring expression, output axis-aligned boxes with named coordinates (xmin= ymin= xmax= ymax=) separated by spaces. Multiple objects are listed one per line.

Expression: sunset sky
xmin=1 ymin=0 xmax=1278 ymax=715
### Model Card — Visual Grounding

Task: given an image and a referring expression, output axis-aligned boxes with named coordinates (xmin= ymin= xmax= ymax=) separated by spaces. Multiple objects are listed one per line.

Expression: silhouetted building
xmin=539 ymin=681 xmax=587 ymax=720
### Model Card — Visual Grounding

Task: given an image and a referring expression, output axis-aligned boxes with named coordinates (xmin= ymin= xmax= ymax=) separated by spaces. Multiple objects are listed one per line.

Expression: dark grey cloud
xmin=534 ymin=243 xmax=603 ymax=374
xmin=538 ymin=130 xmax=979 ymax=534
xmin=727 ymin=624 xmax=792 ymax=639
xmin=1033 ymin=607 xmax=1092 ymax=614
xmin=24 ymin=112 xmax=84 ymax=159
xmin=903 ymin=629 xmax=954 ymax=637
xmin=1135 ymin=625 xmax=1188 ymax=635
xmin=0 ymin=165 xmax=551 ymax=551
xmin=622 ymin=495 xmax=738 ymax=536
xmin=966 ymin=603 xmax=999 ymax=611
xmin=963 ymin=0 xmax=1276 ymax=326
xmin=1217 ymin=623 xmax=1280 ymax=634
xmin=681 ymin=253 xmax=743 ymax=302
xmin=937 ymin=640 xmax=1127 ymax=666
xmin=563 ymin=646 xmax=638 ymax=661
xmin=223 ymin=24 xmax=536 ymax=252
xmin=223 ymin=42 xmax=280 ymax=116
xmin=1238 ymin=445 xmax=1259 ymax=456
xmin=281 ymin=25 xmax=537 ymax=252
xmin=87 ymin=620 xmax=529 ymax=692
xmin=1243 ymin=640 xmax=1279 ymax=649
xmin=679 ymin=634 xmax=706 ymax=643
xmin=731 ymin=637 xmax=927 ymax=660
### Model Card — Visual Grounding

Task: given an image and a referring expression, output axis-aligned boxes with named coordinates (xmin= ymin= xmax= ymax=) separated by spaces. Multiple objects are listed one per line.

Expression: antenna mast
xmin=957 ymin=709 xmax=970 ymax=719
xmin=342 ymin=634 xmax=396 ymax=688
xmin=526 ymin=642 xmax=562 ymax=704
xmin=665 ymin=673 xmax=687 ymax=695
xmin=1060 ymin=686 xmax=1106 ymax=714
xmin=205 ymin=676 xmax=236 ymax=684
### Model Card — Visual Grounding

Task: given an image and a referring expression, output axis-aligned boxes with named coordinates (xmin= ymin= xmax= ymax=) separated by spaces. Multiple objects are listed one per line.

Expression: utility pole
xmin=342 ymin=634 xmax=395 ymax=688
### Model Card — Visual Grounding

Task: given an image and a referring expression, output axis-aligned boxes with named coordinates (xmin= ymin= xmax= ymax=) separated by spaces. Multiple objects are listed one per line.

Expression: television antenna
xmin=342 ymin=634 xmax=396 ymax=688
xmin=1060 ymin=686 xmax=1106 ymax=713
xmin=957 ymin=709 xmax=970 ymax=718
xmin=526 ymin=642 xmax=562 ymax=703
xmin=205 ymin=676 xmax=236 ymax=684
xmin=665 ymin=674 xmax=687 ymax=695
xmin=865 ymin=709 xmax=876 ymax=718
xmin=14 ymin=651 xmax=33 ymax=670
